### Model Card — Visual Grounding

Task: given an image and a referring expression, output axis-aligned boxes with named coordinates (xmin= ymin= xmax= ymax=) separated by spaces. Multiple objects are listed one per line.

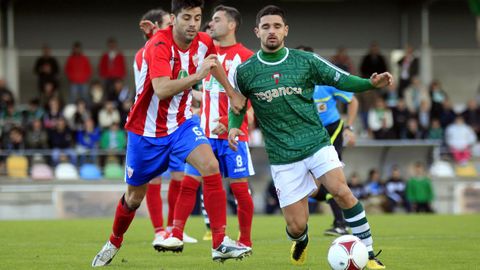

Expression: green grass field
xmin=1 ymin=214 xmax=479 ymax=270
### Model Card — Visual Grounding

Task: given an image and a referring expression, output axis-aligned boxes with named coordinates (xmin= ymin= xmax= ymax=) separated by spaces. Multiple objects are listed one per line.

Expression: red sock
xmin=109 ymin=195 xmax=136 ymax=248
xmin=203 ymin=173 xmax=226 ymax=248
xmin=230 ymin=182 xmax=254 ymax=247
xmin=171 ymin=176 xmax=200 ymax=240
xmin=146 ymin=184 xmax=163 ymax=233
xmin=167 ymin=179 xmax=182 ymax=227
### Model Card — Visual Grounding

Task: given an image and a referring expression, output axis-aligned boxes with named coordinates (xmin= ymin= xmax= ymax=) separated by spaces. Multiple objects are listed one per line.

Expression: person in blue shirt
xmin=296 ymin=45 xmax=360 ymax=237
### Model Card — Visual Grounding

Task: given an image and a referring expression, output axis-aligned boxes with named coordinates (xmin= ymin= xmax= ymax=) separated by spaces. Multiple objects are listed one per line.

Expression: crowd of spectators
xmin=265 ymin=162 xmax=435 ymax=214
xmin=1 ymin=41 xmax=479 ymax=173
xmin=0 ymin=39 xmax=129 ymax=170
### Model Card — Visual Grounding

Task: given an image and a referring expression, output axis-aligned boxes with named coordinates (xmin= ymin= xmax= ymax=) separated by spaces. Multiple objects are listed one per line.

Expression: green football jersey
xmin=234 ymin=47 xmax=350 ymax=164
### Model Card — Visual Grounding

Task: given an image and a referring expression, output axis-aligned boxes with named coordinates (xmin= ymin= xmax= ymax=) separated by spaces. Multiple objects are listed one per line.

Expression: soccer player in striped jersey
xmin=169 ymin=5 xmax=255 ymax=250
xmin=92 ymin=0 xmax=250 ymax=267
xmin=135 ymin=8 xmax=198 ymax=249
xmin=228 ymin=5 xmax=388 ymax=269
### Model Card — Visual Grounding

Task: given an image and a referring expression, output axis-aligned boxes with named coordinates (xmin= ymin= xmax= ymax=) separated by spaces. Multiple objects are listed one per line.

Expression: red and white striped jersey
xmin=125 ymin=26 xmax=216 ymax=137
xmin=200 ymin=43 xmax=253 ymax=142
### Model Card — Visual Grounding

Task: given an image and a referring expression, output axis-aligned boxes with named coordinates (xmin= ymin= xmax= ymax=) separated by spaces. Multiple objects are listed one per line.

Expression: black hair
xmin=171 ymin=0 xmax=204 ymax=16
xmin=141 ymin=8 xmax=169 ymax=25
xmin=256 ymin=5 xmax=287 ymax=26
xmin=213 ymin=5 xmax=242 ymax=32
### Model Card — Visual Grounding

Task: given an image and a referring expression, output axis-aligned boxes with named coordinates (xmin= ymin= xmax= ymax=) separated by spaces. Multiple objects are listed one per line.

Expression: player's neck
xmin=172 ymin=30 xmax=192 ymax=50
xmin=217 ymin=34 xmax=236 ymax=47
xmin=259 ymin=46 xmax=287 ymax=62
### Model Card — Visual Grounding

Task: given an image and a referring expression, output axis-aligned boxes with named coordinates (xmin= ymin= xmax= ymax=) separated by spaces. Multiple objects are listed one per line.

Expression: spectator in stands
xmin=360 ymin=41 xmax=388 ymax=78
xmin=65 ymin=42 xmax=92 ymax=103
xmin=348 ymin=172 xmax=367 ymax=200
xmin=109 ymin=80 xmax=133 ymax=124
xmin=76 ymin=118 xmax=101 ymax=165
xmin=355 ymin=42 xmax=388 ymax=129
xmin=330 ymin=46 xmax=355 ymax=74
xmin=99 ymin=38 xmax=126 ymax=96
xmin=462 ymin=99 xmax=480 ymax=137
xmin=33 ymin=44 xmax=59 ymax=94
xmin=427 ymin=118 xmax=444 ymax=140
xmin=382 ymin=83 xmax=399 ymax=109
xmin=406 ymin=162 xmax=434 ymax=213
xmin=98 ymin=101 xmax=120 ymax=129
xmin=100 ymin=122 xmax=126 ymax=163
xmin=2 ymin=126 xmax=25 ymax=153
xmin=384 ymin=166 xmax=410 ymax=213
xmin=107 ymin=79 xmax=132 ymax=103
xmin=26 ymin=119 xmax=49 ymax=149
xmin=364 ymin=169 xmax=385 ymax=213
xmin=404 ymin=77 xmax=430 ymax=114
xmin=417 ymin=100 xmax=431 ymax=135
xmin=429 ymin=80 xmax=447 ymax=120
xmin=397 ymin=44 xmax=419 ymax=97
xmin=264 ymin=179 xmax=280 ymax=214
xmin=392 ymin=98 xmax=411 ymax=139
xmin=89 ymin=80 xmax=106 ymax=124
xmin=43 ymin=97 xmax=63 ymax=130
xmin=368 ymin=97 xmax=394 ymax=139
xmin=405 ymin=118 xmax=423 ymax=139
xmin=22 ymin=98 xmax=45 ymax=127
xmin=0 ymin=101 xmax=22 ymax=133
xmin=39 ymin=80 xmax=60 ymax=107
xmin=48 ymin=117 xmax=76 ymax=166
xmin=446 ymin=115 xmax=477 ymax=165
xmin=439 ymin=98 xmax=457 ymax=129
xmin=0 ymin=79 xmax=14 ymax=113
xmin=70 ymin=99 xmax=91 ymax=132
xmin=365 ymin=169 xmax=384 ymax=197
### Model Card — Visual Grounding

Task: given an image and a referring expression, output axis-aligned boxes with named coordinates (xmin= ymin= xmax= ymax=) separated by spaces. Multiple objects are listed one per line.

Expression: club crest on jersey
xmin=272 ymin=72 xmax=281 ymax=85
xmin=192 ymin=53 xmax=199 ymax=67
xmin=177 ymin=69 xmax=189 ymax=79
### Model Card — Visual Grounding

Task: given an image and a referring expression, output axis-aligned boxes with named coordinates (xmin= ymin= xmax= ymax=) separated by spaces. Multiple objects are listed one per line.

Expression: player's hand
xmin=212 ymin=118 xmax=227 ymax=135
xmin=139 ymin=20 xmax=156 ymax=35
xmin=370 ymin=72 xmax=393 ymax=89
xmin=229 ymin=92 xmax=247 ymax=114
xmin=228 ymin=128 xmax=244 ymax=151
xmin=343 ymin=129 xmax=356 ymax=147
xmin=196 ymin=54 xmax=218 ymax=81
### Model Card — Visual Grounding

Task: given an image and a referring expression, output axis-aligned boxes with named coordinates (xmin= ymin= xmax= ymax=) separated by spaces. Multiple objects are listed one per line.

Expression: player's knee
xmin=198 ymin=158 xmax=219 ymax=176
xmin=331 ymin=184 xmax=356 ymax=207
xmin=124 ymin=193 xmax=144 ymax=210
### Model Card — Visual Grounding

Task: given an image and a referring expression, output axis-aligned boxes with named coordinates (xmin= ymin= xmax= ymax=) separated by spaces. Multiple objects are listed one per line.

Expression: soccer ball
xmin=327 ymin=235 xmax=368 ymax=270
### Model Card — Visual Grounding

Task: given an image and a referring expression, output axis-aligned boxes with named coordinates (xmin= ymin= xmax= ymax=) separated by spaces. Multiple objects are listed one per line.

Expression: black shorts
xmin=325 ymin=120 xmax=344 ymax=160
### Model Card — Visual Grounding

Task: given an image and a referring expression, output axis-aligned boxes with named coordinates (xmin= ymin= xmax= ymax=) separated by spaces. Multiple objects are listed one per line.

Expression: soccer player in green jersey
xmin=228 ymin=5 xmax=390 ymax=269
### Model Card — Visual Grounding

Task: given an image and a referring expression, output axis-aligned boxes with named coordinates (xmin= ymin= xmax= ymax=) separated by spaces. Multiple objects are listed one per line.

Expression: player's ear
xmin=254 ymin=27 xmax=260 ymax=38
xmin=284 ymin=24 xmax=289 ymax=37
xmin=170 ymin=14 xmax=176 ymax=25
xmin=228 ymin=21 xmax=236 ymax=32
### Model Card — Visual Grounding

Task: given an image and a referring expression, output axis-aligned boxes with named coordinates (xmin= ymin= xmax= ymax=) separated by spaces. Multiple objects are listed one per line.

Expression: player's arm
xmin=311 ymin=54 xmax=393 ymax=92
xmin=153 ymin=54 xmax=218 ymax=100
xmin=228 ymin=69 xmax=249 ymax=151
xmin=210 ymin=62 xmax=246 ymax=114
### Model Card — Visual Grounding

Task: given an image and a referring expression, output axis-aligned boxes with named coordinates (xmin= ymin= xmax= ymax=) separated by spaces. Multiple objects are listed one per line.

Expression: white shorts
xmin=270 ymin=145 xmax=343 ymax=208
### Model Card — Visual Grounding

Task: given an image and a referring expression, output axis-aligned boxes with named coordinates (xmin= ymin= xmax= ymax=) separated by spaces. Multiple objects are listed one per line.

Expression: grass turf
xmin=1 ymin=214 xmax=479 ymax=269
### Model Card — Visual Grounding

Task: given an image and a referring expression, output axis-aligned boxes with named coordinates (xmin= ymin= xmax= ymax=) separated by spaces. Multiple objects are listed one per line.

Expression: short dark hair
xmin=295 ymin=45 xmax=314 ymax=52
xmin=141 ymin=8 xmax=169 ymax=25
xmin=213 ymin=5 xmax=242 ymax=32
xmin=171 ymin=0 xmax=204 ymax=16
xmin=256 ymin=5 xmax=287 ymax=26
